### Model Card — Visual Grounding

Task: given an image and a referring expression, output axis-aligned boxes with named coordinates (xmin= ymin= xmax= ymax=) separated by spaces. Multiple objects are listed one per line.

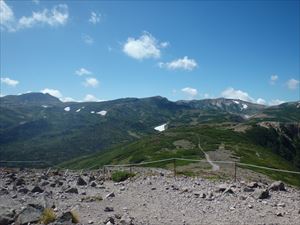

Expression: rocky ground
xmin=0 ymin=167 xmax=300 ymax=225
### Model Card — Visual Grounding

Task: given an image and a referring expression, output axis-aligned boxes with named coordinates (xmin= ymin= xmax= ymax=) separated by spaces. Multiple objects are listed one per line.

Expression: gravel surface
xmin=0 ymin=168 xmax=299 ymax=225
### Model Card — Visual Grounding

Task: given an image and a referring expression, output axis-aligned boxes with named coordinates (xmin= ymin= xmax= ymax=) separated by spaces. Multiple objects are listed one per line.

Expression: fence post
xmin=234 ymin=162 xmax=237 ymax=182
xmin=103 ymin=166 xmax=106 ymax=181
xmin=173 ymin=158 xmax=176 ymax=177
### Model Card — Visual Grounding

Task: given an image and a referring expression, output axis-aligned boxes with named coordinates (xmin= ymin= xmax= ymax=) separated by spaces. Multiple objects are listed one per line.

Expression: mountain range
xmin=0 ymin=93 xmax=299 ymax=178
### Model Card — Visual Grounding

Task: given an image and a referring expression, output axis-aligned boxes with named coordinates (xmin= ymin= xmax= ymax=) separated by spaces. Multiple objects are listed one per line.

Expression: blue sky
xmin=1 ymin=0 xmax=299 ymax=105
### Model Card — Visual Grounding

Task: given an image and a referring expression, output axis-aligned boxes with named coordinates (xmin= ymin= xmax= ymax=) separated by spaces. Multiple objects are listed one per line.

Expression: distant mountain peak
xmin=1 ymin=92 xmax=61 ymax=106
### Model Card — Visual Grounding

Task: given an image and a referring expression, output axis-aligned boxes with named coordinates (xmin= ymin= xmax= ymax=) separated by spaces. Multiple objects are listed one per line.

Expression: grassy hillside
xmin=61 ymin=124 xmax=300 ymax=186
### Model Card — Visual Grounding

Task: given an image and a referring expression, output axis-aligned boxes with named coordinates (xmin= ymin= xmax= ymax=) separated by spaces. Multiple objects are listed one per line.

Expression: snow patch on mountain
xmin=96 ymin=110 xmax=107 ymax=116
xmin=242 ymin=104 xmax=248 ymax=109
xmin=64 ymin=107 xmax=70 ymax=112
xmin=154 ymin=123 xmax=167 ymax=132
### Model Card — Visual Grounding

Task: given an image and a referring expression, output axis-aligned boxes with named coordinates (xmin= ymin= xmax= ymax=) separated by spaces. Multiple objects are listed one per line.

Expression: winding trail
xmin=198 ymin=142 xmax=220 ymax=171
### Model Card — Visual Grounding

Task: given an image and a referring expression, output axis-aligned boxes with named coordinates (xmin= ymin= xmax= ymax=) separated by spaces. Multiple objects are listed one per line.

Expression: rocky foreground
xmin=0 ymin=168 xmax=300 ymax=225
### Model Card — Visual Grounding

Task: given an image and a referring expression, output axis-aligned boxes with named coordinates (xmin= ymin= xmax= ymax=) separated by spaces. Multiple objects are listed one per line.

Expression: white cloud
xmin=286 ymin=78 xmax=299 ymax=90
xmin=82 ymin=34 xmax=94 ymax=45
xmin=84 ymin=77 xmax=99 ymax=87
xmin=256 ymin=98 xmax=266 ymax=105
xmin=75 ymin=68 xmax=92 ymax=76
xmin=18 ymin=4 xmax=68 ymax=29
xmin=0 ymin=1 xmax=15 ymax=31
xmin=89 ymin=11 xmax=101 ymax=24
xmin=41 ymin=88 xmax=63 ymax=98
xmin=269 ymin=99 xmax=285 ymax=106
xmin=221 ymin=87 xmax=254 ymax=102
xmin=159 ymin=56 xmax=198 ymax=71
xmin=123 ymin=32 xmax=165 ymax=60
xmin=181 ymin=87 xmax=198 ymax=98
xmin=84 ymin=94 xmax=100 ymax=102
xmin=160 ymin=42 xmax=169 ymax=48
xmin=270 ymin=74 xmax=278 ymax=85
xmin=1 ymin=2 xmax=68 ymax=32
xmin=61 ymin=97 xmax=76 ymax=102
xmin=1 ymin=77 xmax=19 ymax=87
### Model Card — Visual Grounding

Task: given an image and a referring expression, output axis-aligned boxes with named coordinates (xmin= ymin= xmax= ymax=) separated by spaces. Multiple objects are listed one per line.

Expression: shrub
xmin=39 ymin=208 xmax=56 ymax=224
xmin=111 ymin=170 xmax=135 ymax=182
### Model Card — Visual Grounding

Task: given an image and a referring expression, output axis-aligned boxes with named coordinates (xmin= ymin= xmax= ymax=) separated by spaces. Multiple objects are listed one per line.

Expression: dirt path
xmin=198 ymin=142 xmax=220 ymax=171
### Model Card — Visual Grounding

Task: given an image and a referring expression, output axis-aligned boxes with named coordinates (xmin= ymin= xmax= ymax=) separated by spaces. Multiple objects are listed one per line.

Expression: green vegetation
xmin=62 ymin=124 xmax=300 ymax=186
xmin=111 ymin=170 xmax=135 ymax=182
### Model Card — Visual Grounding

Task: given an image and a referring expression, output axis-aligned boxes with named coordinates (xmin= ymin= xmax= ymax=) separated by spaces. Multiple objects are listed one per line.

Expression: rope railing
xmin=104 ymin=157 xmax=300 ymax=175
xmin=1 ymin=158 xmax=300 ymax=176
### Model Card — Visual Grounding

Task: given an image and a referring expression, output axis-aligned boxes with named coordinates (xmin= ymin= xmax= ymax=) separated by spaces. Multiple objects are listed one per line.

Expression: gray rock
xmin=243 ymin=187 xmax=254 ymax=192
xmin=18 ymin=187 xmax=29 ymax=194
xmin=15 ymin=178 xmax=25 ymax=186
xmin=77 ymin=176 xmax=87 ymax=186
xmin=217 ymin=184 xmax=228 ymax=192
xmin=56 ymin=211 xmax=74 ymax=223
xmin=90 ymin=181 xmax=97 ymax=187
xmin=104 ymin=216 xmax=115 ymax=224
xmin=0 ymin=206 xmax=16 ymax=225
xmin=120 ymin=214 xmax=134 ymax=225
xmin=15 ymin=204 xmax=44 ymax=225
xmin=31 ymin=185 xmax=44 ymax=193
xmin=253 ymin=189 xmax=269 ymax=199
xmin=104 ymin=207 xmax=114 ymax=212
xmin=106 ymin=192 xmax=115 ymax=198
xmin=247 ymin=182 xmax=258 ymax=188
xmin=65 ymin=187 xmax=79 ymax=194
xmin=0 ymin=188 xmax=8 ymax=195
xmin=269 ymin=181 xmax=286 ymax=191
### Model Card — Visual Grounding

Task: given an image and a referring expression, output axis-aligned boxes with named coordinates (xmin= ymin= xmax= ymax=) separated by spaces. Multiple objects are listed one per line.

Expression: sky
xmin=1 ymin=0 xmax=299 ymax=105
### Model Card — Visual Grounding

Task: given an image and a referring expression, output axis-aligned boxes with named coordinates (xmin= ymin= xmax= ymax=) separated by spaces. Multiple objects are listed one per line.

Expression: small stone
xmin=77 ymin=176 xmax=87 ymax=186
xmin=277 ymin=203 xmax=285 ymax=207
xmin=105 ymin=192 xmax=115 ymax=198
xmin=90 ymin=181 xmax=97 ymax=187
xmin=120 ymin=187 xmax=125 ymax=191
xmin=248 ymin=204 xmax=253 ymax=209
xmin=65 ymin=187 xmax=78 ymax=194
xmin=276 ymin=212 xmax=283 ymax=217
xmin=247 ymin=182 xmax=259 ymax=188
xmin=230 ymin=206 xmax=235 ymax=210
xmin=104 ymin=207 xmax=114 ymax=212
xmin=243 ymin=187 xmax=254 ymax=192
xmin=31 ymin=186 xmax=44 ymax=193
xmin=88 ymin=220 xmax=94 ymax=224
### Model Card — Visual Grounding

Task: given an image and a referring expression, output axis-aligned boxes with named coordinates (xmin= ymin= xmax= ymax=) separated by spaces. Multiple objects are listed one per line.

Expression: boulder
xmin=247 ymin=182 xmax=259 ymax=188
xmin=15 ymin=204 xmax=44 ymax=225
xmin=269 ymin=181 xmax=286 ymax=191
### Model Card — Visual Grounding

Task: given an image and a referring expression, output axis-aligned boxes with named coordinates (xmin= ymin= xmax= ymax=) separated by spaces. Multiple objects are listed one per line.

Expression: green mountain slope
xmin=61 ymin=123 xmax=300 ymax=186
xmin=0 ymin=93 xmax=299 ymax=166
